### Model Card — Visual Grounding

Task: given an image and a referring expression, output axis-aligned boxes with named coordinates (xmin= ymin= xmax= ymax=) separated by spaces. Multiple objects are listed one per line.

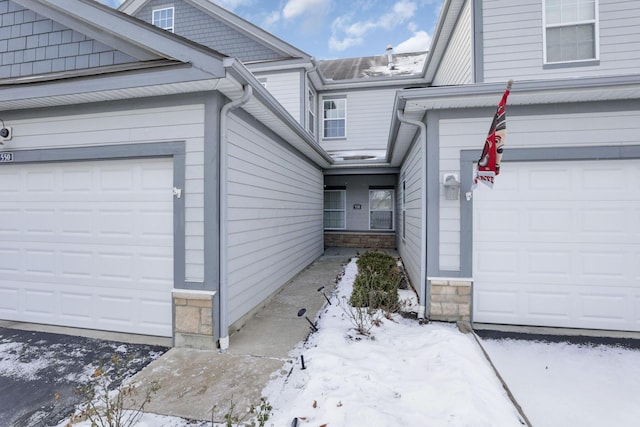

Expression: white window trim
xmin=369 ymin=189 xmax=395 ymax=231
xmin=152 ymin=6 xmax=175 ymax=32
xmin=307 ymin=86 xmax=317 ymax=136
xmin=324 ymin=190 xmax=346 ymax=230
xmin=322 ymin=97 xmax=347 ymax=139
xmin=542 ymin=0 xmax=599 ymax=65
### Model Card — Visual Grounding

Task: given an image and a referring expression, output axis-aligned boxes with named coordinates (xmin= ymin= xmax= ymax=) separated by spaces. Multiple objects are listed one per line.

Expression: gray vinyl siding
xmin=133 ymin=0 xmax=285 ymax=62
xmin=438 ymin=103 xmax=640 ymax=272
xmin=0 ymin=0 xmax=137 ymax=79
xmin=432 ymin=0 xmax=473 ymax=86
xmin=254 ymin=70 xmax=302 ymax=123
xmin=3 ymin=103 xmax=206 ymax=281
xmin=226 ymin=112 xmax=323 ymax=325
xmin=323 ymin=174 xmax=396 ymax=231
xmin=482 ymin=0 xmax=640 ymax=82
xmin=320 ymin=88 xmax=398 ymax=153
xmin=398 ymin=137 xmax=423 ymax=291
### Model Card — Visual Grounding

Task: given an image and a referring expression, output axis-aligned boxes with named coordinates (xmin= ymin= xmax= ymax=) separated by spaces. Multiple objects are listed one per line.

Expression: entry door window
xmin=370 ymin=189 xmax=394 ymax=230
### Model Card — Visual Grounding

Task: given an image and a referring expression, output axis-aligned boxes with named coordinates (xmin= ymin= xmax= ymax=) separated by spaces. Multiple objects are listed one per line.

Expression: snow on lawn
xmin=263 ymin=258 xmax=524 ymax=426
xmin=480 ymin=337 xmax=640 ymax=427
xmin=60 ymin=257 xmax=524 ymax=426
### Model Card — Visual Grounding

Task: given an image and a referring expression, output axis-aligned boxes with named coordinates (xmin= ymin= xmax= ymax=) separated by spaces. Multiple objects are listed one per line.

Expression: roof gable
xmin=2 ymin=0 xmax=227 ymax=83
xmin=0 ymin=0 xmax=145 ymax=80
xmin=120 ymin=0 xmax=310 ymax=64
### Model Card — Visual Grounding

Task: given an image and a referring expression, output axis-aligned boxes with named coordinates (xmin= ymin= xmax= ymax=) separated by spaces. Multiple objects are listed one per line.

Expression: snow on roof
xmin=318 ymin=51 xmax=427 ymax=81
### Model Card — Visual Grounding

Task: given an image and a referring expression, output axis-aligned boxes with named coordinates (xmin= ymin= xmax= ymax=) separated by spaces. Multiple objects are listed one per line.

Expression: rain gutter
xmin=218 ymin=84 xmax=253 ymax=351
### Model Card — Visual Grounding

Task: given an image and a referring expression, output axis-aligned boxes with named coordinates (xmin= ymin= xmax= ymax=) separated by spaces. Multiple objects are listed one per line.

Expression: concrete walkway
xmin=129 ymin=248 xmax=372 ymax=423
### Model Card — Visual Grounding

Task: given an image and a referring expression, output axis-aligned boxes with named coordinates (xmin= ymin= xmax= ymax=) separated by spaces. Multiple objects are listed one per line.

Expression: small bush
xmin=69 ymin=354 xmax=160 ymax=427
xmin=349 ymin=251 xmax=401 ymax=310
xmin=212 ymin=397 xmax=272 ymax=427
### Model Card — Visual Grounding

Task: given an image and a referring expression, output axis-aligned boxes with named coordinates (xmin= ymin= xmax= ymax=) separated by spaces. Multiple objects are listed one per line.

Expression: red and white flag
xmin=472 ymin=80 xmax=513 ymax=189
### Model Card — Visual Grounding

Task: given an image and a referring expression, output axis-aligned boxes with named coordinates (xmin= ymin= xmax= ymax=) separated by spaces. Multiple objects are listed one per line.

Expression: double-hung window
xmin=544 ymin=0 xmax=598 ymax=64
xmin=308 ymin=88 xmax=317 ymax=135
xmin=323 ymin=97 xmax=346 ymax=139
xmin=324 ymin=190 xmax=346 ymax=229
xmin=153 ymin=7 xmax=175 ymax=32
xmin=369 ymin=189 xmax=394 ymax=230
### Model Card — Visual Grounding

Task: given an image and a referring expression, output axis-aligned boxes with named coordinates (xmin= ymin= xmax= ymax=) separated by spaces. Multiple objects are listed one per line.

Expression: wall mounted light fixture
xmin=443 ymin=174 xmax=461 ymax=200
xmin=0 ymin=118 xmax=12 ymax=144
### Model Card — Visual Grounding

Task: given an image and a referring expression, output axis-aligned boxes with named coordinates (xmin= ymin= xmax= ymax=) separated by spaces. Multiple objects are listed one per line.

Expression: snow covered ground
xmin=481 ymin=337 xmax=640 ymax=427
xmin=262 ymin=258 xmax=523 ymax=426
xmin=54 ymin=256 xmax=640 ymax=426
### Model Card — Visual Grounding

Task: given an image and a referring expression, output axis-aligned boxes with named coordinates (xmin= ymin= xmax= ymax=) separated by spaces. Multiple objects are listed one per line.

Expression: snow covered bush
xmin=349 ymin=251 xmax=400 ymax=311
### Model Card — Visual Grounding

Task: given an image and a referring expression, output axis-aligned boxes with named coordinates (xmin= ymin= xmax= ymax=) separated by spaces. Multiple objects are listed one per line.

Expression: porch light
xmin=443 ymin=174 xmax=461 ymax=200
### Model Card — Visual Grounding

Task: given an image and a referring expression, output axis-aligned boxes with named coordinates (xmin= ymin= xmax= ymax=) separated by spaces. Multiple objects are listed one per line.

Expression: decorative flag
xmin=472 ymin=80 xmax=513 ymax=189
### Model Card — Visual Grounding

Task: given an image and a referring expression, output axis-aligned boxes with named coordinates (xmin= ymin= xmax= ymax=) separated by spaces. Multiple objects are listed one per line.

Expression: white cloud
xmin=261 ymin=10 xmax=281 ymax=28
xmin=283 ymin=0 xmax=330 ymax=19
xmin=329 ymin=0 xmax=418 ymax=52
xmin=395 ymin=30 xmax=431 ymax=53
xmin=216 ymin=0 xmax=256 ymax=11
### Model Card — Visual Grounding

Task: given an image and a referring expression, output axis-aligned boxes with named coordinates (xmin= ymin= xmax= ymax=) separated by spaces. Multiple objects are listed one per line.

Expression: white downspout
xmin=397 ymin=111 xmax=427 ymax=319
xmin=219 ymin=85 xmax=253 ymax=351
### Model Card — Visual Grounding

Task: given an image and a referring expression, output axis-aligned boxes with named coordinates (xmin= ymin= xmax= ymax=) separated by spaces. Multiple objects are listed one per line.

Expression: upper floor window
xmin=323 ymin=97 xmax=346 ymax=139
xmin=307 ymin=88 xmax=317 ymax=135
xmin=153 ymin=7 xmax=175 ymax=32
xmin=544 ymin=0 xmax=598 ymax=63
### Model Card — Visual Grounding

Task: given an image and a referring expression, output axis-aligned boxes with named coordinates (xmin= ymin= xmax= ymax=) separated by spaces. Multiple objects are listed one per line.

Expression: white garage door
xmin=473 ymin=158 xmax=640 ymax=332
xmin=0 ymin=157 xmax=174 ymax=337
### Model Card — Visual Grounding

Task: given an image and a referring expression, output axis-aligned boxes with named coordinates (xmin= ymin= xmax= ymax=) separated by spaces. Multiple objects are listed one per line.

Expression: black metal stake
xmin=300 ymin=354 xmax=306 ymax=370
xmin=297 ymin=308 xmax=318 ymax=332
xmin=317 ymin=286 xmax=332 ymax=305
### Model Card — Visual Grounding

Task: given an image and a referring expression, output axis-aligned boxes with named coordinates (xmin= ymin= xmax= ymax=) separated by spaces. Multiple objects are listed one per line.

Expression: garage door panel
xmin=475 ymin=248 xmax=520 ymax=275
xmin=474 ymin=158 xmax=640 ymax=331
xmin=527 ymin=291 xmax=572 ymax=320
xmin=0 ymin=158 xmax=174 ymax=337
xmin=475 ymin=286 xmax=518 ymax=317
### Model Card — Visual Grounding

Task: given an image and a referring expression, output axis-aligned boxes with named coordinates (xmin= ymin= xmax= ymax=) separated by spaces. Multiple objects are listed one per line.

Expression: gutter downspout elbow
xmin=396 ymin=111 xmax=428 ymax=320
xmin=219 ymin=85 xmax=253 ymax=352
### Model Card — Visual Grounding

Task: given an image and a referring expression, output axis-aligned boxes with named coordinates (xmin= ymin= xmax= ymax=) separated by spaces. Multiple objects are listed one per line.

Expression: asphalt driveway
xmin=0 ymin=327 xmax=167 ymax=427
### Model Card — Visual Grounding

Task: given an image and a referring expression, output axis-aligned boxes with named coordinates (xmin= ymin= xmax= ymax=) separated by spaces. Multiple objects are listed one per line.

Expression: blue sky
xmin=97 ymin=0 xmax=444 ymax=60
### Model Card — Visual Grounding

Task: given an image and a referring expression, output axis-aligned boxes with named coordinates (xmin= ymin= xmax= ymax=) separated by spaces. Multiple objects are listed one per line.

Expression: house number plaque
xmin=0 ymin=152 xmax=13 ymax=162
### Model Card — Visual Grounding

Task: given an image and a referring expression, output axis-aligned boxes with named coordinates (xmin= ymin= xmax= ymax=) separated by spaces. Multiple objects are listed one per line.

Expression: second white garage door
xmin=473 ymin=158 xmax=640 ymax=332
xmin=0 ymin=157 xmax=174 ymax=337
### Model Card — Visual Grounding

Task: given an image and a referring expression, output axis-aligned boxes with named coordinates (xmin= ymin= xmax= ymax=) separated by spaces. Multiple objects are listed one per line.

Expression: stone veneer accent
xmin=429 ymin=279 xmax=472 ymax=322
xmin=324 ymin=232 xmax=396 ymax=249
xmin=173 ymin=291 xmax=216 ymax=349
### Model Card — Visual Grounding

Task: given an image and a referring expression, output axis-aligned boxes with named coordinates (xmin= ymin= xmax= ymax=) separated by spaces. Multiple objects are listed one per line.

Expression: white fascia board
xmin=400 ymin=75 xmax=640 ymax=111
xmin=423 ymin=0 xmax=466 ymax=83
xmin=118 ymin=0 xmax=147 ymax=14
xmin=0 ymin=65 xmax=220 ymax=112
xmin=222 ymin=59 xmax=334 ymax=168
